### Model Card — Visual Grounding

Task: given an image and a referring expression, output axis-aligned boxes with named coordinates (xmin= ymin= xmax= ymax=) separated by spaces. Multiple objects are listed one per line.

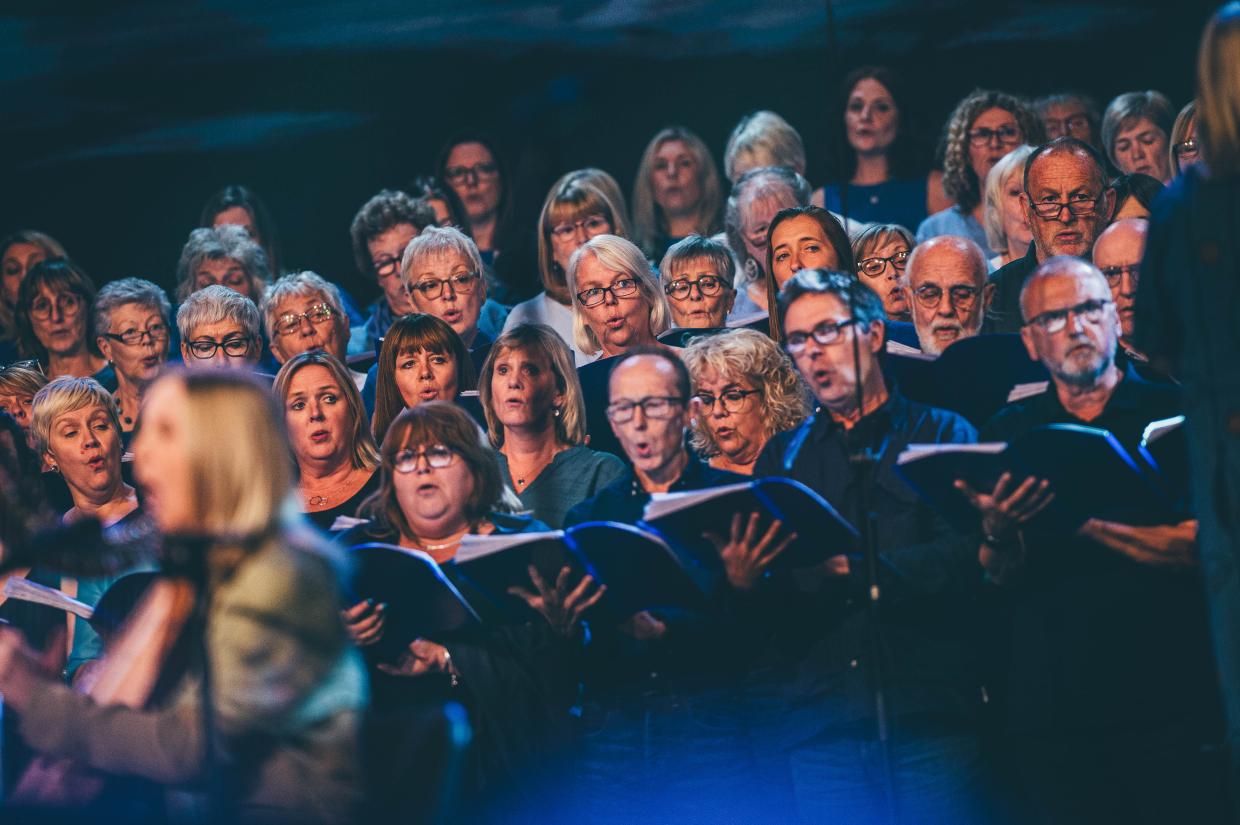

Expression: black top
xmin=563 ymin=454 xmax=743 ymax=527
xmin=746 ymin=393 xmax=985 ymax=749
xmin=981 ymin=368 xmax=1220 ymax=736
xmin=985 ymin=242 xmax=1039 ymax=335
xmin=304 ymin=470 xmax=380 ymax=533
xmin=575 ymin=354 xmax=624 ymax=461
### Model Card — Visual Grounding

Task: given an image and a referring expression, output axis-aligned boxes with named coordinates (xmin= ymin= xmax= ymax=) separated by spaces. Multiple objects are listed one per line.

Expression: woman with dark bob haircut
xmin=14 ymin=259 xmax=106 ymax=380
xmin=371 ymin=313 xmax=478 ymax=443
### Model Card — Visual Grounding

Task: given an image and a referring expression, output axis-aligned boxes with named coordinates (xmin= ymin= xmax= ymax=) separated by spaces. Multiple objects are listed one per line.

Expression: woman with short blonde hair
xmin=682 ymin=329 xmax=810 ymax=475
xmin=723 ymin=110 xmax=807 ymax=183
xmin=478 ymin=324 xmax=625 ymax=528
xmin=566 ymin=235 xmax=671 ymax=357
xmin=631 ymin=126 xmax=723 ymax=258
xmin=982 ymin=144 xmax=1037 ymax=269
xmin=0 ymin=360 xmax=48 ymax=436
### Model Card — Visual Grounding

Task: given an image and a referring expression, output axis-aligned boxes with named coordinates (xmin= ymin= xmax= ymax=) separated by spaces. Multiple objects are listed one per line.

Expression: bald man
xmin=1092 ymin=219 xmax=1173 ymax=383
xmin=903 ymin=235 xmax=995 ymax=355
xmin=958 ymin=255 xmax=1224 ymax=823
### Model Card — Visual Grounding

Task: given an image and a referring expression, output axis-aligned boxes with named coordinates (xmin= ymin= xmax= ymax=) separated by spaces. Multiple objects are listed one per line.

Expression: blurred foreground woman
xmin=0 ymin=370 xmax=367 ymax=823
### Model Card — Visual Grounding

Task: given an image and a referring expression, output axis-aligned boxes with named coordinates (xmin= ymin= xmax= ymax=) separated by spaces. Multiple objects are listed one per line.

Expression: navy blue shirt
xmin=747 ymin=392 xmax=985 ymax=748
xmin=564 ymin=454 xmax=743 ymax=527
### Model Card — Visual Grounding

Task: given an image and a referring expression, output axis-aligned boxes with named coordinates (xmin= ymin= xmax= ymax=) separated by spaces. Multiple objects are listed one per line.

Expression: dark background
xmin=1 ymin=0 xmax=1217 ymax=308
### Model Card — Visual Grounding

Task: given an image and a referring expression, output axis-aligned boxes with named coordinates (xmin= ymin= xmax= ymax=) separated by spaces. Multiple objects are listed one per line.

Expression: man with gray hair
xmin=987 ymin=137 xmax=1116 ymax=334
xmin=177 ymin=284 xmax=263 ymax=371
xmin=902 ymin=235 xmax=994 ymax=355
xmin=958 ymin=255 xmax=1223 ymax=822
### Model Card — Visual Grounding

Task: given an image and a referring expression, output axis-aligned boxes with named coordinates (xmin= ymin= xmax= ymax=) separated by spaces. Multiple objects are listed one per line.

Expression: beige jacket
xmin=19 ymin=528 xmax=369 ymax=823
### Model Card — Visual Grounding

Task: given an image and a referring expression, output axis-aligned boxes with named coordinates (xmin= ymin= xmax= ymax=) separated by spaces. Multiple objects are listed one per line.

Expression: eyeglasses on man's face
xmin=1025 ymin=298 xmax=1112 ymax=334
xmin=912 ymin=284 xmax=982 ymax=310
xmin=274 ymin=303 xmax=335 ymax=336
xmin=1027 ymin=192 xmax=1104 ymax=221
xmin=103 ymin=322 xmax=170 ymax=346
xmin=784 ymin=318 xmax=859 ymax=354
xmin=1100 ymin=263 xmax=1141 ymax=287
xmin=665 ymin=275 xmax=726 ymax=300
xmin=394 ymin=444 xmax=457 ymax=473
xmin=605 ymin=396 xmax=685 ymax=424
xmin=30 ymin=292 xmax=83 ymax=320
xmin=408 ymin=271 xmax=480 ymax=300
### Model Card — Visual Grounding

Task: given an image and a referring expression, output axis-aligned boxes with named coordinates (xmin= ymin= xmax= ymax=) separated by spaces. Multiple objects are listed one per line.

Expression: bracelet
xmin=442 ymin=648 xmax=460 ymax=688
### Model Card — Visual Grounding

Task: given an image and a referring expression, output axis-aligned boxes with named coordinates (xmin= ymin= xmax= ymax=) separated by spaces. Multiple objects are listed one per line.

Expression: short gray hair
xmin=260 ymin=270 xmax=347 ymax=341
xmin=1101 ymin=90 xmax=1175 ymax=169
xmin=723 ymin=111 xmax=807 ymax=182
xmin=904 ymin=235 xmax=989 ymax=288
xmin=566 ymin=234 xmax=671 ymax=354
xmin=93 ymin=277 xmax=171 ymax=336
xmin=724 ymin=166 xmax=812 ymax=285
xmin=400 ymin=225 xmax=485 ymax=287
xmin=659 ymin=235 xmax=737 ymax=289
xmin=776 ymin=269 xmax=885 ymax=338
xmin=177 ymin=284 xmax=262 ymax=341
xmin=174 ymin=224 xmax=271 ymax=303
xmin=982 ymin=144 xmax=1036 ymax=254
xmin=1019 ymin=255 xmax=1110 ymax=322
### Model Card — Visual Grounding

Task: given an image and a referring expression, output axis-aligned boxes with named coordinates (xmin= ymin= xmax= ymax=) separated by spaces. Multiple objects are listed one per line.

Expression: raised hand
xmin=376 ymin=638 xmax=457 ymax=679
xmin=508 ymin=564 xmax=606 ymax=638
xmin=705 ymin=511 xmax=798 ymax=591
xmin=955 ymin=472 xmax=1055 ymax=540
xmin=341 ymin=598 xmax=386 ymax=647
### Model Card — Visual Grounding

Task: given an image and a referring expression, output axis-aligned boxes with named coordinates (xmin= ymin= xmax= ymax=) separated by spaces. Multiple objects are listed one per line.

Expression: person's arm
xmin=1078 ymin=518 xmax=1198 ymax=568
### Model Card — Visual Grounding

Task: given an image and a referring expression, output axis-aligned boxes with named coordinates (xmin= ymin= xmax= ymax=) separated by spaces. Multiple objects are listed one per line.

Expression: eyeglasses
xmin=186 ymin=336 xmax=255 ymax=359
xmin=967 ymin=125 xmax=1022 ymax=146
xmin=1028 ymin=194 xmax=1103 ymax=221
xmin=443 ymin=163 xmax=498 ymax=185
xmin=102 ymin=323 xmax=170 ymax=346
xmin=274 ymin=303 xmax=335 ymax=336
xmin=1099 ymin=263 xmax=1140 ymax=286
xmin=394 ymin=444 xmax=457 ymax=473
xmin=696 ymin=388 xmax=760 ymax=414
xmin=408 ymin=271 xmax=480 ymax=300
xmin=577 ymin=278 xmax=640 ymax=308
xmin=912 ymin=284 xmax=982 ymax=310
xmin=1045 ymin=114 xmax=1091 ymax=138
xmin=605 ymin=396 xmax=685 ymax=424
xmin=372 ymin=257 xmax=400 ymax=279
xmin=1025 ymin=298 xmax=1112 ymax=334
xmin=1173 ymin=139 xmax=1199 ymax=159
xmin=550 ymin=215 xmax=609 ymax=242
xmin=665 ymin=275 xmax=726 ymax=300
xmin=29 ymin=292 xmax=84 ymax=320
xmin=784 ymin=318 xmax=859 ymax=354
xmin=857 ymin=251 xmax=909 ymax=278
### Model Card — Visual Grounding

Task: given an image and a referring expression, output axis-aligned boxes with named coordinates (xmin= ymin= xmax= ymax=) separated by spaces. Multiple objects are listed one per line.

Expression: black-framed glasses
xmin=372 ymin=257 xmax=400 ymax=279
xmin=1173 ymin=139 xmax=1199 ymax=159
xmin=394 ymin=444 xmax=457 ymax=473
xmin=784 ymin=318 xmax=859 ymax=354
xmin=443 ymin=163 xmax=498 ymax=184
xmin=102 ymin=323 xmax=170 ymax=346
xmin=967 ymin=125 xmax=1021 ymax=146
xmin=4 ymin=358 xmax=44 ymax=376
xmin=577 ymin=278 xmax=640 ymax=308
xmin=665 ymin=275 xmax=726 ymax=300
xmin=696 ymin=389 xmax=760 ymax=414
xmin=1026 ymin=298 xmax=1112 ymax=334
xmin=605 ymin=396 xmax=685 ymax=424
xmin=274 ymin=303 xmax=335 ymax=336
xmin=186 ymin=336 xmax=255 ymax=359
xmin=1100 ymin=263 xmax=1140 ymax=286
xmin=29 ymin=292 xmax=84 ymax=320
xmin=409 ymin=271 xmax=480 ymax=300
xmin=857 ymin=251 xmax=909 ymax=278
xmin=913 ymin=284 xmax=982 ymax=310
xmin=1028 ymin=194 xmax=1103 ymax=221
xmin=550 ymin=215 xmax=609 ymax=242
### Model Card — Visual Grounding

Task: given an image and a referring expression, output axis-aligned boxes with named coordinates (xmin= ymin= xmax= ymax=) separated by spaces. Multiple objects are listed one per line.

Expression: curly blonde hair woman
xmin=682 ymin=329 xmax=810 ymax=475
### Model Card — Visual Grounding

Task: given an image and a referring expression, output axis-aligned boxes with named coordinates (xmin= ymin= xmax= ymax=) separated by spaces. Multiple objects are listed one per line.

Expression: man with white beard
xmin=902 ymin=235 xmax=994 ymax=355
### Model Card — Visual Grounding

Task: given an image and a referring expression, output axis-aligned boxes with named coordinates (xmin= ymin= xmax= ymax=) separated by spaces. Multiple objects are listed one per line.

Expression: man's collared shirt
xmin=564 ymin=453 xmax=742 ymax=527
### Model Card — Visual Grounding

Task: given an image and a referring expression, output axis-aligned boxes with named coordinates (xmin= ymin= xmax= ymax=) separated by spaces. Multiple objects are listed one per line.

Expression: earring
xmin=50 ymin=464 xmax=59 ymax=473
xmin=553 ymin=407 xmax=562 ymax=418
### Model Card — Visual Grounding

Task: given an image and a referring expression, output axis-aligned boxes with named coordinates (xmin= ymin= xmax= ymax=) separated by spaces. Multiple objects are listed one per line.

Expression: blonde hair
xmin=273 ymin=350 xmax=379 ymax=473
xmin=1169 ymin=101 xmax=1198 ymax=179
xmin=723 ymin=111 xmax=807 ymax=182
xmin=982 ymin=144 xmax=1036 ymax=253
xmin=631 ymin=126 xmax=723 ymax=256
xmin=1198 ymin=4 xmax=1240 ymax=177
xmin=681 ymin=329 xmax=810 ymax=458
xmin=181 ymin=370 xmax=297 ymax=537
xmin=566 ymin=234 xmax=671 ymax=355
xmin=536 ymin=176 xmax=631 ymax=303
xmin=478 ymin=323 xmax=587 ymax=449
xmin=0 ymin=362 xmax=48 ymax=403
xmin=31 ymin=375 xmax=120 ymax=456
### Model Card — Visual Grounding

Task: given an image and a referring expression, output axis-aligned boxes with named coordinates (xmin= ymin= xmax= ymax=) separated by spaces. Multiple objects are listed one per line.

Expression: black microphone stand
xmin=846 ymin=286 xmax=898 ymax=825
